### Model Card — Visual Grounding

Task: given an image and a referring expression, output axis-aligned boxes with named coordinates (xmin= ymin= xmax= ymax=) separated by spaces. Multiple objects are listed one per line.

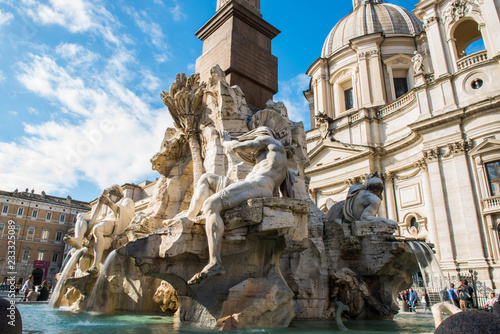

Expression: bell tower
xmin=195 ymin=0 xmax=279 ymax=109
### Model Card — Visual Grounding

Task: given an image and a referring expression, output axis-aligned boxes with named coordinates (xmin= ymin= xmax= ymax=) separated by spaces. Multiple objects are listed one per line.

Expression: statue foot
xmin=86 ymin=266 xmax=99 ymax=275
xmin=63 ymin=235 xmax=83 ymax=249
xmin=187 ymin=265 xmax=225 ymax=285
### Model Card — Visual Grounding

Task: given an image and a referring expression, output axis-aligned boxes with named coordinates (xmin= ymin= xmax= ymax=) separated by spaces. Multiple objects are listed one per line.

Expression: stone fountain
xmin=51 ymin=66 xmax=420 ymax=331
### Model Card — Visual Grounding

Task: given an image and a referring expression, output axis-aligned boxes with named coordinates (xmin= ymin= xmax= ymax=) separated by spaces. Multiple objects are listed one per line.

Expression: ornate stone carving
xmin=423 ymin=147 xmax=441 ymax=161
xmin=412 ymin=51 xmax=425 ymax=74
xmin=315 ymin=112 xmax=333 ymax=139
xmin=357 ymin=50 xmax=378 ymax=60
xmin=443 ymin=0 xmax=482 ymax=26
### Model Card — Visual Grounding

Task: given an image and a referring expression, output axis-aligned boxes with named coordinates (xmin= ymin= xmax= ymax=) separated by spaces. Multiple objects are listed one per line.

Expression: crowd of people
xmin=0 ymin=275 xmax=51 ymax=302
xmin=398 ymin=279 xmax=500 ymax=315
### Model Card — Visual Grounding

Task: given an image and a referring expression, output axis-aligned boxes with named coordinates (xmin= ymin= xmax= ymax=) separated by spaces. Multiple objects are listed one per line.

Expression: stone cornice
xmin=422 ymin=139 xmax=474 ymax=162
xmin=196 ymin=1 xmax=280 ymax=41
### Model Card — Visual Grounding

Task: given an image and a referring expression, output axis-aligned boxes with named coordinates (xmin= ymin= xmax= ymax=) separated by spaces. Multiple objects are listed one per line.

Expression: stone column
xmin=419 ymin=161 xmax=441 ymax=259
xmin=423 ymin=15 xmax=451 ymax=78
xmin=424 ymin=149 xmax=455 ymax=269
xmin=383 ymin=172 xmax=397 ymax=222
xmin=357 ymin=52 xmax=372 ymax=107
xmin=451 ymin=146 xmax=488 ymax=268
xmin=369 ymin=51 xmax=385 ymax=106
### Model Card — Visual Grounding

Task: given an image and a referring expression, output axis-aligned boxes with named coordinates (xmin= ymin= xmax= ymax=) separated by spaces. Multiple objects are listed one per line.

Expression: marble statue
xmin=412 ymin=51 xmax=424 ymax=74
xmin=326 ymin=173 xmax=397 ymax=228
xmin=326 ymin=268 xmax=390 ymax=319
xmin=64 ymin=184 xmax=135 ymax=273
xmin=431 ymin=302 xmax=462 ymax=327
xmin=167 ymin=126 xmax=291 ymax=284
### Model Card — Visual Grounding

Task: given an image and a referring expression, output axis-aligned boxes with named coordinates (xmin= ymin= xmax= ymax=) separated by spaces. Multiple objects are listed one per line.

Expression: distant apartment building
xmin=0 ymin=188 xmax=90 ymax=286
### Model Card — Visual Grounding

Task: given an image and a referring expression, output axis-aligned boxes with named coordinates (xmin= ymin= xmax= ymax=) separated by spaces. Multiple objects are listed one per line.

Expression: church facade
xmin=305 ymin=0 xmax=500 ymax=288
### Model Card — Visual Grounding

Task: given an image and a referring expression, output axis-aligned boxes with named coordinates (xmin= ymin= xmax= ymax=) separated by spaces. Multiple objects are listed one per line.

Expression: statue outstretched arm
xmin=221 ymin=134 xmax=271 ymax=154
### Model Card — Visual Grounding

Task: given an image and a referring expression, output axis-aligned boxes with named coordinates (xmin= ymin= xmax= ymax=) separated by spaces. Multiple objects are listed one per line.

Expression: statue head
xmin=366 ymin=174 xmax=383 ymax=198
xmin=105 ymin=184 xmax=124 ymax=202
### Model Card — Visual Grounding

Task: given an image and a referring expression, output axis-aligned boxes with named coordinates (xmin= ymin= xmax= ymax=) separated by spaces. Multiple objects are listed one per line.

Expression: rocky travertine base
xmin=60 ymin=254 xmax=164 ymax=313
xmin=118 ymin=197 xmax=309 ymax=330
xmin=281 ymin=215 xmax=419 ymax=321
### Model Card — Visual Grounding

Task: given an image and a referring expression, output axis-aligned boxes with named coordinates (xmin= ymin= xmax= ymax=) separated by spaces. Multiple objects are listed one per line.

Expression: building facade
xmin=305 ymin=0 xmax=500 ymax=287
xmin=0 ymin=189 xmax=90 ymax=287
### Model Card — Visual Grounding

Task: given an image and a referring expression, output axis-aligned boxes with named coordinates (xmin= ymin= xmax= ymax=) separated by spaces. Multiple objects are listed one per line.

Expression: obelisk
xmin=195 ymin=0 xmax=280 ymax=110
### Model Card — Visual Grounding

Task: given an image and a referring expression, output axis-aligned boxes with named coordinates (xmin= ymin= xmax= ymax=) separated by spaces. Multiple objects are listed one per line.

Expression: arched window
xmin=452 ymin=19 xmax=485 ymax=58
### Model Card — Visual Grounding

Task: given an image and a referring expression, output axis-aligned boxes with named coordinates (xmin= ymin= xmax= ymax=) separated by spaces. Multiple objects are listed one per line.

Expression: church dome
xmin=322 ymin=0 xmax=423 ymax=58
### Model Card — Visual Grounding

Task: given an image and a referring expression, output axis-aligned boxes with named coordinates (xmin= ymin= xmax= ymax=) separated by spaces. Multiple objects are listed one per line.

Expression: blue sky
xmin=0 ymin=0 xmax=419 ymax=202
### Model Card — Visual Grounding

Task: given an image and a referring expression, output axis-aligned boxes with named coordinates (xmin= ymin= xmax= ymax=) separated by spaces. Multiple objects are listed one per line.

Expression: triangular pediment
xmin=469 ymin=138 xmax=500 ymax=156
xmin=308 ymin=139 xmax=367 ymax=169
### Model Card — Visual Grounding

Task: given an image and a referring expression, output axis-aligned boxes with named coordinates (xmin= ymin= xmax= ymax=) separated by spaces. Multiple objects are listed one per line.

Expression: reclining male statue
xmin=327 ymin=173 xmax=397 ymax=228
xmin=64 ymin=184 xmax=135 ymax=273
xmin=165 ymin=126 xmax=292 ymax=284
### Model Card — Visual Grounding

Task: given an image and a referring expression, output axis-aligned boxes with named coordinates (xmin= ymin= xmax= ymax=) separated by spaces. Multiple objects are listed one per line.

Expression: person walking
xmin=422 ymin=290 xmax=430 ymax=313
xmin=457 ymin=280 xmax=474 ymax=310
xmin=448 ymin=283 xmax=460 ymax=308
xmin=408 ymin=288 xmax=418 ymax=312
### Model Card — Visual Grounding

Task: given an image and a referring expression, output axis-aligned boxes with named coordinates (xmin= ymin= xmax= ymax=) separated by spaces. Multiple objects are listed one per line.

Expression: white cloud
xmin=275 ymin=74 xmax=311 ymax=130
xmin=124 ymin=6 xmax=168 ymax=56
xmin=170 ymin=2 xmax=186 ymax=22
xmin=0 ymin=70 xmax=6 ymax=83
xmin=8 ymin=110 xmax=18 ymax=116
xmin=19 ymin=0 xmax=121 ymax=44
xmin=0 ymin=9 xmax=13 ymax=27
xmin=187 ymin=63 xmax=196 ymax=72
xmin=28 ymin=107 xmax=39 ymax=115
xmin=0 ymin=52 xmax=174 ymax=194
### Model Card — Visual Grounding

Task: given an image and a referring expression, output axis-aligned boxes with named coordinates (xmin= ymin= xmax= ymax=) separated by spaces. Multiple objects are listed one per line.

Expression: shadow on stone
xmin=435 ymin=310 xmax=500 ymax=334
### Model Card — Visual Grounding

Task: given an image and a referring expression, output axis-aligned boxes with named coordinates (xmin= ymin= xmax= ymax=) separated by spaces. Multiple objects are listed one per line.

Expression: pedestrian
xmin=408 ymin=288 xmax=418 ymax=312
xmin=493 ymin=293 xmax=500 ymax=316
xmin=422 ymin=290 xmax=430 ymax=313
xmin=448 ymin=283 xmax=460 ymax=308
xmin=36 ymin=280 xmax=50 ymax=301
xmin=21 ymin=275 xmax=34 ymax=301
xmin=457 ymin=280 xmax=474 ymax=310
xmin=485 ymin=292 xmax=496 ymax=311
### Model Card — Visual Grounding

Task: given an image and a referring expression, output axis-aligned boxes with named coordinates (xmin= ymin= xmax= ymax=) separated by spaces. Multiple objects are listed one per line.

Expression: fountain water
xmin=49 ymin=247 xmax=87 ymax=308
xmin=85 ymin=250 xmax=118 ymax=311
xmin=408 ymin=241 xmax=447 ymax=304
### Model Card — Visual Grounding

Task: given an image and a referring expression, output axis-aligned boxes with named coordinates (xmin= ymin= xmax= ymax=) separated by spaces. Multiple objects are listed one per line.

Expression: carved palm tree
xmin=161 ymin=73 xmax=206 ymax=188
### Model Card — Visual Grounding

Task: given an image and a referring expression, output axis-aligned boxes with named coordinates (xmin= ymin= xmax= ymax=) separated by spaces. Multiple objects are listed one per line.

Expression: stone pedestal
xmin=118 ymin=197 xmax=309 ymax=330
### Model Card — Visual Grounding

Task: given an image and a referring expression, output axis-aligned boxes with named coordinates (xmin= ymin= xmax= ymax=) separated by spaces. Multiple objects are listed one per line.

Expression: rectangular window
xmin=32 ymin=210 xmax=38 ymax=218
xmin=46 ymin=212 xmax=52 ymax=221
xmin=0 ymin=224 xmax=4 ymax=236
xmin=37 ymin=251 xmax=45 ymax=261
xmin=41 ymin=230 xmax=49 ymax=241
xmin=14 ymin=226 xmax=20 ymax=236
xmin=394 ymin=78 xmax=409 ymax=98
xmin=2 ymin=205 xmax=8 ymax=214
xmin=486 ymin=161 xmax=500 ymax=196
xmin=17 ymin=208 xmax=24 ymax=217
xmin=22 ymin=249 xmax=30 ymax=261
xmin=51 ymin=253 xmax=59 ymax=263
xmin=26 ymin=228 xmax=35 ymax=241
xmin=59 ymin=214 xmax=65 ymax=223
xmin=55 ymin=231 xmax=63 ymax=242
xmin=344 ymin=88 xmax=354 ymax=110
